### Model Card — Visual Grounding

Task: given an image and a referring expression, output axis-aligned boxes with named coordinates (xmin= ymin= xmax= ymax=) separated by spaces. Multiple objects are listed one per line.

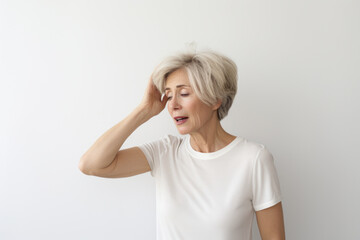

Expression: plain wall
xmin=1 ymin=0 xmax=359 ymax=239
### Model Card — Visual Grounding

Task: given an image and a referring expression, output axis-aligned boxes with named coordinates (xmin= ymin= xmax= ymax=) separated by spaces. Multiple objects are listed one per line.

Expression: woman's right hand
xmin=138 ymin=75 xmax=168 ymax=118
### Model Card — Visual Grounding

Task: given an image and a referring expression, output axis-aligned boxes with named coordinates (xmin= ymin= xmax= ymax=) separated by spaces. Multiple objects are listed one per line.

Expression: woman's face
xmin=164 ymin=68 xmax=219 ymax=135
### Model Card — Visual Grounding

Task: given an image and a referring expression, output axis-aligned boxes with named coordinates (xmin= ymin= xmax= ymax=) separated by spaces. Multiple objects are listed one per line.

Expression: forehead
xmin=165 ymin=68 xmax=190 ymax=89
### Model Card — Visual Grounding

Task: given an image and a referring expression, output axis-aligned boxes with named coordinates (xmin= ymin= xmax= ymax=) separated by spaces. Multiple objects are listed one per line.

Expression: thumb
xmin=161 ymin=94 xmax=169 ymax=106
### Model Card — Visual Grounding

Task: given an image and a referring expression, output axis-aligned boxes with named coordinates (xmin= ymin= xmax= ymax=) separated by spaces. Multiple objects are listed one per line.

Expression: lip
xmin=174 ymin=116 xmax=188 ymax=125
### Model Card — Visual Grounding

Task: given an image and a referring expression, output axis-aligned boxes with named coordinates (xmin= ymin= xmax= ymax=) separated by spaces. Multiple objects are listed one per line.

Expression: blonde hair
xmin=152 ymin=48 xmax=238 ymax=120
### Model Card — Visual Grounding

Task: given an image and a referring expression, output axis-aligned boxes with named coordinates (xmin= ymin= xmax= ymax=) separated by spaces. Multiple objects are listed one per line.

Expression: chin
xmin=177 ymin=130 xmax=189 ymax=135
xmin=176 ymin=127 xmax=191 ymax=135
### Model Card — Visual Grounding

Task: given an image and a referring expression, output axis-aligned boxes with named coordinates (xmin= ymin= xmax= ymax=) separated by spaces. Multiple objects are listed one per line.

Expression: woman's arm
xmin=255 ymin=202 xmax=286 ymax=240
xmin=78 ymin=76 xmax=168 ymax=176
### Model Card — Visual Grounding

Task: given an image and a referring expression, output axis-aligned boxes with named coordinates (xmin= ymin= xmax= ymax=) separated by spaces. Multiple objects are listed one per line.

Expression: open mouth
xmin=174 ymin=116 xmax=188 ymax=125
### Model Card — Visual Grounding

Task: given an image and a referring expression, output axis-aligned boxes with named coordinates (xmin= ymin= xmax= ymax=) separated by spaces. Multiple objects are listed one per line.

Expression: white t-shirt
xmin=138 ymin=134 xmax=282 ymax=240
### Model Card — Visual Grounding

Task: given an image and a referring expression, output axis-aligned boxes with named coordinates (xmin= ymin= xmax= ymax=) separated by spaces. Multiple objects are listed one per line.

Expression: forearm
xmin=79 ymin=106 xmax=151 ymax=172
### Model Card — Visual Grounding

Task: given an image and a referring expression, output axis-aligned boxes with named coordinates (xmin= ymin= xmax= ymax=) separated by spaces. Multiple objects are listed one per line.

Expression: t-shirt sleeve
xmin=252 ymin=146 xmax=282 ymax=211
xmin=137 ymin=135 xmax=172 ymax=178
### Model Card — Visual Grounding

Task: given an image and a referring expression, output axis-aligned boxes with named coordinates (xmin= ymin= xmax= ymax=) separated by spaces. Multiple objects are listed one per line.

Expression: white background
xmin=1 ymin=0 xmax=359 ymax=239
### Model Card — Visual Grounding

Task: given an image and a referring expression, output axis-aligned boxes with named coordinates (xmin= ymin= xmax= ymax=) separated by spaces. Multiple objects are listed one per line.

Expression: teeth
xmin=176 ymin=117 xmax=187 ymax=121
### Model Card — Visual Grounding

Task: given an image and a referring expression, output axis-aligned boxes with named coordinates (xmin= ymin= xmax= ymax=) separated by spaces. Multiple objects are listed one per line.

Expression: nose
xmin=168 ymin=95 xmax=181 ymax=110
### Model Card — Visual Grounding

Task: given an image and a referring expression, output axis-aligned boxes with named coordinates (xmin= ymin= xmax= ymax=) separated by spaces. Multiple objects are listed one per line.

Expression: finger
xmin=161 ymin=93 xmax=168 ymax=103
xmin=160 ymin=95 xmax=168 ymax=109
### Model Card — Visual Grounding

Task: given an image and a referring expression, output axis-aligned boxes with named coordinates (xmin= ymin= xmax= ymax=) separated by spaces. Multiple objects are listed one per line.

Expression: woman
xmin=79 ymin=48 xmax=286 ymax=240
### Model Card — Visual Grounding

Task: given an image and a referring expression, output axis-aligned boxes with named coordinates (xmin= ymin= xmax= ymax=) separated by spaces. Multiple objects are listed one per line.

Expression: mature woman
xmin=79 ymin=48 xmax=285 ymax=240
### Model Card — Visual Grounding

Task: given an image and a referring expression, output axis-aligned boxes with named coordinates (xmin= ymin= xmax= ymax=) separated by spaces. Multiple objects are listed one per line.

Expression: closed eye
xmin=167 ymin=94 xmax=189 ymax=100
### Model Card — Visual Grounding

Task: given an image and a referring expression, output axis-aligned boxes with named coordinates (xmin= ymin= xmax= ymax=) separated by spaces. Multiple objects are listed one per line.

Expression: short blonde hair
xmin=152 ymin=48 xmax=238 ymax=120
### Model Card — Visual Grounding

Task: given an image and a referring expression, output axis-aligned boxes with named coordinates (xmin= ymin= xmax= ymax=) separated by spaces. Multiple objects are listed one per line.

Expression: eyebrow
xmin=164 ymin=85 xmax=190 ymax=91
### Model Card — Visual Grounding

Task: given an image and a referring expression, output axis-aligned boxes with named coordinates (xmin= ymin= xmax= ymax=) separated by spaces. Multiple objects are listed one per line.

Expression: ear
xmin=212 ymin=99 xmax=222 ymax=110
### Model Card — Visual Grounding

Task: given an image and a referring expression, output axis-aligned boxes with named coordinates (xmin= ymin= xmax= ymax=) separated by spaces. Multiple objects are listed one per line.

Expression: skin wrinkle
xmin=151 ymin=51 xmax=285 ymax=239
xmin=164 ymin=68 xmax=236 ymax=153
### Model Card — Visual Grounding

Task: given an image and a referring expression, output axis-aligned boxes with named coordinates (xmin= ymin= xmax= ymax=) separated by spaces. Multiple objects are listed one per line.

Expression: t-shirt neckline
xmin=185 ymin=135 xmax=243 ymax=160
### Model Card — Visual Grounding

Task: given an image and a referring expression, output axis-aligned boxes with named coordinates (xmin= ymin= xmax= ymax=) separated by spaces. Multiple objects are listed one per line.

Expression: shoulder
xmin=237 ymin=137 xmax=275 ymax=163
xmin=146 ymin=134 xmax=185 ymax=150
xmin=139 ymin=134 xmax=184 ymax=158
xmin=162 ymin=134 xmax=183 ymax=142
xmin=157 ymin=134 xmax=184 ymax=145
xmin=238 ymin=137 xmax=266 ymax=156
xmin=241 ymin=139 xmax=277 ymax=170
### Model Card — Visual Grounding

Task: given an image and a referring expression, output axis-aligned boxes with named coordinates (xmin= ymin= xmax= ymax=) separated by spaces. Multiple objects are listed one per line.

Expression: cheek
xmin=193 ymin=114 xmax=202 ymax=127
xmin=195 ymin=105 xmax=214 ymax=122
xmin=189 ymin=104 xmax=206 ymax=126
xmin=167 ymin=104 xmax=173 ymax=118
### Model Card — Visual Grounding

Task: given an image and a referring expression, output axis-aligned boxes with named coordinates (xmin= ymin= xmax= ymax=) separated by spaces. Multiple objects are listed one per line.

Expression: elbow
xmin=78 ymin=158 xmax=93 ymax=175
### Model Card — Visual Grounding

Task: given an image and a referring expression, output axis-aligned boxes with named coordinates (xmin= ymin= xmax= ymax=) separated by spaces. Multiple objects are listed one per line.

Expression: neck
xmin=188 ymin=115 xmax=236 ymax=153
